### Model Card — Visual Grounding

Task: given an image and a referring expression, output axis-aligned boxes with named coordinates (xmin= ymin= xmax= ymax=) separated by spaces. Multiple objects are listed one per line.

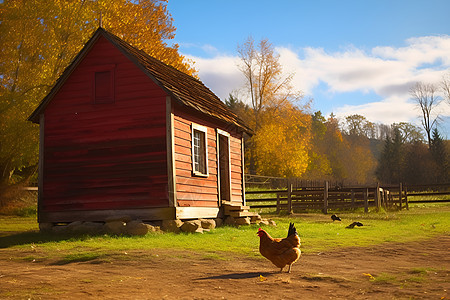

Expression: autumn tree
xmin=253 ymin=105 xmax=311 ymax=177
xmin=343 ymin=114 xmax=375 ymax=138
xmin=237 ymin=36 xmax=300 ymax=130
xmin=409 ymin=82 xmax=442 ymax=148
xmin=303 ymin=111 xmax=332 ymax=180
xmin=320 ymin=114 xmax=348 ymax=182
xmin=236 ymin=36 xmax=308 ymax=177
xmin=0 ymin=0 xmax=194 ymax=185
xmin=326 ymin=114 xmax=376 ymax=184
xmin=391 ymin=122 xmax=424 ymax=143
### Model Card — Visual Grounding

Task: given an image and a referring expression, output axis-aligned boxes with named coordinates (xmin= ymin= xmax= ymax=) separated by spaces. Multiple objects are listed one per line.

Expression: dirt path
xmin=1 ymin=235 xmax=449 ymax=299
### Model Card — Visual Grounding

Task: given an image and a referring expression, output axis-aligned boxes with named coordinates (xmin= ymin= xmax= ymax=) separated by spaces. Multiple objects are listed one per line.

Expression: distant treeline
xmin=226 ymin=96 xmax=449 ymax=186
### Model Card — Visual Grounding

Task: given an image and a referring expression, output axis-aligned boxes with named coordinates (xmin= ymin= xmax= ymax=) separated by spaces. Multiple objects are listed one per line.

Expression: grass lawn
xmin=1 ymin=204 xmax=449 ymax=264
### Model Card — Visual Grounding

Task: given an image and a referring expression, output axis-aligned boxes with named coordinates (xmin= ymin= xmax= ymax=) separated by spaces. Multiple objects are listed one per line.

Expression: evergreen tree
xmin=376 ymin=128 xmax=403 ymax=184
xmin=430 ymin=128 xmax=449 ymax=183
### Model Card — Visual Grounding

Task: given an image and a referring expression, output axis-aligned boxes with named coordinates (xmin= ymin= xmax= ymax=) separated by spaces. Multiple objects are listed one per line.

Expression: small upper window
xmin=93 ymin=67 xmax=114 ymax=104
xmin=192 ymin=124 xmax=208 ymax=176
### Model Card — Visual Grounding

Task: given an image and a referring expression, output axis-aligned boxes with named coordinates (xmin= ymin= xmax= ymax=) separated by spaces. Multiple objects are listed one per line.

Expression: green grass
xmin=367 ymin=267 xmax=441 ymax=287
xmin=371 ymin=272 xmax=397 ymax=284
xmin=0 ymin=215 xmax=39 ymax=233
xmin=0 ymin=205 xmax=449 ymax=263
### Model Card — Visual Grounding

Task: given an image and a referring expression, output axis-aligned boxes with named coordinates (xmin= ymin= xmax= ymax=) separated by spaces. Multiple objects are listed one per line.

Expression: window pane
xmin=193 ymin=131 xmax=201 ymax=172
xmin=193 ymin=129 xmax=206 ymax=174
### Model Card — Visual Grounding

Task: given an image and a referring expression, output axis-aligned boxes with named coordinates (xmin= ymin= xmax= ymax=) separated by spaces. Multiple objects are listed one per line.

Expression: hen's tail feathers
xmin=287 ymin=222 xmax=298 ymax=237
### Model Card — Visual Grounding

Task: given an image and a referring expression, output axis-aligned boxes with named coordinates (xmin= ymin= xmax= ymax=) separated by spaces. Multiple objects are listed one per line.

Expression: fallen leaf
xmin=363 ymin=273 xmax=375 ymax=280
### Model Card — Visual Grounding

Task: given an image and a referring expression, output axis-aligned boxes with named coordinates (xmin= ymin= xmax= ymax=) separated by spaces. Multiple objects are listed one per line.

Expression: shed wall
xmin=42 ymin=36 xmax=169 ymax=215
xmin=172 ymin=107 xmax=244 ymax=207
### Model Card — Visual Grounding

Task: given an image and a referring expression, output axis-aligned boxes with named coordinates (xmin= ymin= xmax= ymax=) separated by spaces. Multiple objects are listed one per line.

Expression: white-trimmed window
xmin=192 ymin=124 xmax=208 ymax=176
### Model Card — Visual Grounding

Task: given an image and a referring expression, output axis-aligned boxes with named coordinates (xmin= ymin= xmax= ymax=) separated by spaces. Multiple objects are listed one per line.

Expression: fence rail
xmin=244 ymin=176 xmax=449 ymax=213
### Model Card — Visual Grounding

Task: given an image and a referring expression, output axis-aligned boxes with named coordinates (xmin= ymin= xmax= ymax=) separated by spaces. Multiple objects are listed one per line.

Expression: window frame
xmin=191 ymin=123 xmax=209 ymax=177
xmin=92 ymin=64 xmax=115 ymax=104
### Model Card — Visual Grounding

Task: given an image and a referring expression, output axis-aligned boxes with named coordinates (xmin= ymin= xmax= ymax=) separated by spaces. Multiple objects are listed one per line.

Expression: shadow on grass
xmin=0 ymin=230 xmax=99 ymax=249
xmin=0 ymin=231 xmax=110 ymax=266
xmin=50 ymin=253 xmax=105 ymax=265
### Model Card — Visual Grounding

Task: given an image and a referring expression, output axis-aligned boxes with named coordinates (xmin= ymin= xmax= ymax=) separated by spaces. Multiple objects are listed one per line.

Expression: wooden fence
xmin=245 ymin=178 xmax=449 ymax=213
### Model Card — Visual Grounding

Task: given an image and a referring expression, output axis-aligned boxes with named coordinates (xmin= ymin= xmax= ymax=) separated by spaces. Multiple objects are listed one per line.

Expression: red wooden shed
xmin=28 ymin=28 xmax=253 ymax=224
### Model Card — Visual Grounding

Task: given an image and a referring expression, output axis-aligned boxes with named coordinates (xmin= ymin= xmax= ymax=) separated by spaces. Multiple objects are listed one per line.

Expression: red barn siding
xmin=42 ymin=36 xmax=168 ymax=214
xmin=172 ymin=106 xmax=245 ymax=207
xmin=173 ymin=113 xmax=218 ymax=208
xmin=230 ymin=137 xmax=243 ymax=203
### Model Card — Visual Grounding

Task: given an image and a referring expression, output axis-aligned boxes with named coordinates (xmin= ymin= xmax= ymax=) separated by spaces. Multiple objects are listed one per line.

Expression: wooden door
xmin=218 ymin=132 xmax=231 ymax=203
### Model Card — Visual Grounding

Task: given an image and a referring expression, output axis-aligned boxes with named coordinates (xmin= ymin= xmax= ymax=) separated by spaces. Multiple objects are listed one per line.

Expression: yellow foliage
xmin=253 ymin=106 xmax=312 ymax=177
xmin=0 ymin=0 xmax=194 ymax=183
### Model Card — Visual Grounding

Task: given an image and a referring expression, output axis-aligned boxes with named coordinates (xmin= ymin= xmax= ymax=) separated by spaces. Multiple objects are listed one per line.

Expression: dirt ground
xmin=0 ymin=235 xmax=449 ymax=300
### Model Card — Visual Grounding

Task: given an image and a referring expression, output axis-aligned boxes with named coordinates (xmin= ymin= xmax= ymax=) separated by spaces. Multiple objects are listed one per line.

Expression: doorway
xmin=218 ymin=131 xmax=231 ymax=204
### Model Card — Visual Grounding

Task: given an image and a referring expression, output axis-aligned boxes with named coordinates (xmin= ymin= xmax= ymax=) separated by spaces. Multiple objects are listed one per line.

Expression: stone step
xmin=224 ymin=205 xmax=250 ymax=214
xmin=228 ymin=210 xmax=260 ymax=218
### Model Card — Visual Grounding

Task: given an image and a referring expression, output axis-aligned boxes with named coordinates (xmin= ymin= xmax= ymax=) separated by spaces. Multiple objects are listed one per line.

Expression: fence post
xmin=375 ymin=182 xmax=381 ymax=210
xmin=383 ymin=190 xmax=388 ymax=209
xmin=405 ymin=185 xmax=409 ymax=210
xmin=276 ymin=194 xmax=280 ymax=214
xmin=287 ymin=180 xmax=293 ymax=214
xmin=364 ymin=188 xmax=369 ymax=213
xmin=399 ymin=182 xmax=403 ymax=209
xmin=351 ymin=190 xmax=355 ymax=209
xmin=323 ymin=181 xmax=328 ymax=214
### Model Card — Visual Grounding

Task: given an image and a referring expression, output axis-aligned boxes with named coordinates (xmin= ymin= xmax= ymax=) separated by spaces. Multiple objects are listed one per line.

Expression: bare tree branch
xmin=409 ymin=82 xmax=442 ymax=148
xmin=441 ymin=72 xmax=450 ymax=104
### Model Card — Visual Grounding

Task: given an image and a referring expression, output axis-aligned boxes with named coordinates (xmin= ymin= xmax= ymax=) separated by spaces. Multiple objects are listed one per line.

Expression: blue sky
xmin=167 ymin=0 xmax=450 ymax=136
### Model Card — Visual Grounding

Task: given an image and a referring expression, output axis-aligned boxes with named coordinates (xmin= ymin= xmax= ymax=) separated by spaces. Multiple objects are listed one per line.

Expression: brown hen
xmin=257 ymin=223 xmax=301 ymax=273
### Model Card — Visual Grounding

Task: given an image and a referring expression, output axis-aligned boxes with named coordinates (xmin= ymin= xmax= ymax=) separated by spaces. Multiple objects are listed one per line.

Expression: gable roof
xmin=28 ymin=28 xmax=253 ymax=135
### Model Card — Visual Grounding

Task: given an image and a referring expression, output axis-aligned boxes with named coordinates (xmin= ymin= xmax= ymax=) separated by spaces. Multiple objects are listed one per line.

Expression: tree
xmin=0 ymin=0 xmax=194 ymax=185
xmin=409 ymin=82 xmax=441 ymax=148
xmin=237 ymin=36 xmax=299 ymax=130
xmin=236 ymin=36 xmax=305 ymax=176
xmin=402 ymin=141 xmax=435 ymax=185
xmin=343 ymin=114 xmax=376 ymax=138
xmin=225 ymin=93 xmax=251 ymax=119
xmin=442 ymin=72 xmax=450 ymax=104
xmin=376 ymin=128 xmax=404 ymax=184
xmin=303 ymin=111 xmax=332 ymax=180
xmin=430 ymin=128 xmax=449 ymax=183
xmin=391 ymin=122 xmax=424 ymax=143
xmin=253 ymin=105 xmax=311 ymax=177
xmin=322 ymin=114 xmax=348 ymax=182
xmin=376 ymin=123 xmax=392 ymax=140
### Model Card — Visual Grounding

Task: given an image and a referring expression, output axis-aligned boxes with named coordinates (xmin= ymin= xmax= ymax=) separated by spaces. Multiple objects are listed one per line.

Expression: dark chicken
xmin=257 ymin=223 xmax=301 ymax=273
xmin=331 ymin=214 xmax=342 ymax=221
xmin=346 ymin=221 xmax=364 ymax=228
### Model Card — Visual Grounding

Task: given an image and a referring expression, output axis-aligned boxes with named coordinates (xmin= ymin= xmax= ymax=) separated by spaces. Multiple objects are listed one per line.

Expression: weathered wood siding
xmin=229 ymin=136 xmax=244 ymax=204
xmin=172 ymin=107 xmax=244 ymax=207
xmin=42 ymin=36 xmax=168 ymax=213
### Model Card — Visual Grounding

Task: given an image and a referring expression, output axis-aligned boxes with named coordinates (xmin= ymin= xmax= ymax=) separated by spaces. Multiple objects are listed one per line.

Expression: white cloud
xmin=282 ymin=35 xmax=450 ymax=98
xmin=333 ymin=96 xmax=417 ymax=125
xmin=187 ymin=54 xmax=245 ymax=99
xmin=186 ymin=35 xmax=450 ymax=128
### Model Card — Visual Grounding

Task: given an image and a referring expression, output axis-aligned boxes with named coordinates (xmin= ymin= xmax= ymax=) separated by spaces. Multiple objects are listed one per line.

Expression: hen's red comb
xmin=258 ymin=228 xmax=262 ymax=231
